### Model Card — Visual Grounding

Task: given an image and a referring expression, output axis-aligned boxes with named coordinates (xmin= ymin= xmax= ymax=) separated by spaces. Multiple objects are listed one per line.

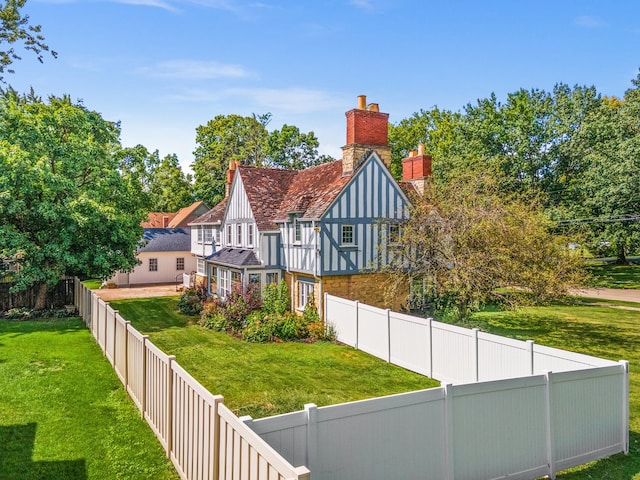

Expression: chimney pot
xmin=357 ymin=95 xmax=366 ymax=110
xmin=418 ymin=144 xmax=425 ymax=155
xmin=368 ymin=103 xmax=379 ymax=112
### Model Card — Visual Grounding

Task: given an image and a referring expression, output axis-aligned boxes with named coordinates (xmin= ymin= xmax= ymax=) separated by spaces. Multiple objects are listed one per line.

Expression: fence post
xmin=102 ymin=301 xmax=108 ymax=354
xmin=427 ymin=317 xmax=433 ymax=378
xmin=112 ymin=310 xmax=119 ymax=364
xmin=166 ymin=355 xmax=176 ymax=459
xmin=620 ymin=360 xmax=629 ymax=454
xmin=141 ymin=335 xmax=149 ymax=419
xmin=123 ymin=320 xmax=130 ymax=387
xmin=305 ymin=403 xmax=318 ymax=474
xmin=527 ymin=340 xmax=535 ymax=375
xmin=443 ymin=383 xmax=454 ymax=480
xmin=386 ymin=308 xmax=392 ymax=363
xmin=545 ymin=371 xmax=556 ymax=479
xmin=354 ymin=300 xmax=360 ymax=350
xmin=323 ymin=292 xmax=328 ymax=335
xmin=472 ymin=328 xmax=479 ymax=382
xmin=213 ymin=395 xmax=224 ymax=480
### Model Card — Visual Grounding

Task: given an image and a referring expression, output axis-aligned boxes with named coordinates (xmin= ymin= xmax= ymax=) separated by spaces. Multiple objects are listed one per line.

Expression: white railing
xmin=74 ymin=279 xmax=310 ymax=480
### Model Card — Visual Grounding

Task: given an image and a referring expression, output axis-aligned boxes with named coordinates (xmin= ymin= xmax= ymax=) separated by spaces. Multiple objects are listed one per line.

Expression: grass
xmin=82 ymin=279 xmax=102 ymax=290
xmin=110 ymin=296 xmax=439 ymax=418
xmin=586 ymin=259 xmax=640 ymax=289
xmin=0 ymin=318 xmax=179 ymax=480
xmin=471 ymin=303 xmax=640 ymax=479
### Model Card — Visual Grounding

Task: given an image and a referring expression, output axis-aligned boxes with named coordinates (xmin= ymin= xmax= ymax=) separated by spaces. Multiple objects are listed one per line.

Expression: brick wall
xmin=321 ymin=273 xmax=408 ymax=312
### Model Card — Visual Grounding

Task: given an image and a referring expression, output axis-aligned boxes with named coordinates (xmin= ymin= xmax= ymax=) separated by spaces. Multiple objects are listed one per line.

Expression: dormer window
xmin=197 ymin=226 xmax=203 ymax=243
xmin=204 ymin=227 xmax=213 ymax=244
xmin=214 ymin=228 xmax=221 ymax=245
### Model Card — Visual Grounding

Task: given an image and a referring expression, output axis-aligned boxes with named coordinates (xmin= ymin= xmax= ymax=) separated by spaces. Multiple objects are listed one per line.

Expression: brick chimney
xmin=162 ymin=215 xmax=169 ymax=228
xmin=225 ymin=160 xmax=238 ymax=198
xmin=401 ymin=144 xmax=432 ymax=196
xmin=341 ymin=95 xmax=392 ymax=176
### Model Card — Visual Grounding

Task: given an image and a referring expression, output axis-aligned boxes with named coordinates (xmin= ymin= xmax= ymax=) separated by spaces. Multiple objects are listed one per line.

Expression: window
xmin=176 ymin=257 xmax=185 ymax=271
xmin=197 ymin=226 xmax=203 ymax=243
xmin=295 ymin=220 xmax=302 ymax=243
xmin=219 ymin=269 xmax=230 ymax=298
xmin=266 ymin=272 xmax=279 ymax=285
xmin=236 ymin=224 xmax=242 ymax=245
xmin=214 ymin=228 xmax=221 ymax=245
xmin=197 ymin=258 xmax=205 ymax=275
xmin=298 ymin=280 xmax=314 ymax=310
xmin=149 ymin=258 xmax=158 ymax=272
xmin=209 ymin=265 xmax=217 ymax=295
xmin=226 ymin=224 xmax=232 ymax=245
xmin=231 ymin=271 xmax=241 ymax=286
xmin=389 ymin=224 xmax=402 ymax=244
xmin=247 ymin=224 xmax=254 ymax=247
xmin=341 ymin=224 xmax=354 ymax=245
xmin=204 ymin=227 xmax=213 ymax=244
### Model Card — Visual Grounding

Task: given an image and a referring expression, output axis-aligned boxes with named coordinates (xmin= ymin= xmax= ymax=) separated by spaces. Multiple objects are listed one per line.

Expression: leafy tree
xmin=192 ymin=113 xmax=332 ymax=207
xmin=0 ymin=0 xmax=56 ymax=81
xmin=384 ymin=172 xmax=584 ymax=321
xmin=0 ymin=91 xmax=146 ymax=308
xmin=115 ymin=144 xmax=159 ymax=211
xmin=148 ymin=153 xmax=194 ymax=212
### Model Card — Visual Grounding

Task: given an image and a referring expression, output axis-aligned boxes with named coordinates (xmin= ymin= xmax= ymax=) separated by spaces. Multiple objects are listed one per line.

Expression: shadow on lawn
xmin=0 ymin=319 xmax=87 ymax=337
xmin=0 ymin=423 xmax=87 ymax=480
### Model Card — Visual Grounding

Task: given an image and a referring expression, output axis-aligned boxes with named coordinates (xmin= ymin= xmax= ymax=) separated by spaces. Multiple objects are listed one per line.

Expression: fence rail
xmin=74 ymin=279 xmax=310 ymax=480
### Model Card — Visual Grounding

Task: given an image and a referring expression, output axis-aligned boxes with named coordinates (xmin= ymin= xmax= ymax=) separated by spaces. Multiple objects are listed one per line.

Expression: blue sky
xmin=10 ymin=0 xmax=640 ymax=172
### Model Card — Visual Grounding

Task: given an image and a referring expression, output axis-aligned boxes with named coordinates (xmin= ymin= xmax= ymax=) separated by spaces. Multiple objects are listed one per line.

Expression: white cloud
xmin=138 ymin=60 xmax=252 ymax=79
xmin=574 ymin=15 xmax=606 ymax=28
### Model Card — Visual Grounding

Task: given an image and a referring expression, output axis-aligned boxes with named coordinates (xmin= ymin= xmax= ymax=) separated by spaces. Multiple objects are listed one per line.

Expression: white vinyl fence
xmin=256 ymin=293 xmax=626 ymax=480
xmin=74 ymin=279 xmax=310 ymax=480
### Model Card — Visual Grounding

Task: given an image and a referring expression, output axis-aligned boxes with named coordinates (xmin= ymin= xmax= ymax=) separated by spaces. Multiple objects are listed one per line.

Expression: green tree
xmin=384 ymin=172 xmax=584 ymax=321
xmin=265 ymin=124 xmax=329 ymax=170
xmin=0 ymin=0 xmax=56 ymax=81
xmin=0 ymin=91 xmax=145 ymax=308
xmin=148 ymin=153 xmax=194 ymax=212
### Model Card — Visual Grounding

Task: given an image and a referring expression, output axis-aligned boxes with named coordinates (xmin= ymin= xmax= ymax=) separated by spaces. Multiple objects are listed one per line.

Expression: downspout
xmin=313 ymin=220 xmax=322 ymax=319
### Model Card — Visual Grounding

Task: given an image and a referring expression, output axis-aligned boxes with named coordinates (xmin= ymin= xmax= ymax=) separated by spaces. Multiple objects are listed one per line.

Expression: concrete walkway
xmin=569 ymin=287 xmax=640 ymax=304
xmin=92 ymin=284 xmax=181 ymax=301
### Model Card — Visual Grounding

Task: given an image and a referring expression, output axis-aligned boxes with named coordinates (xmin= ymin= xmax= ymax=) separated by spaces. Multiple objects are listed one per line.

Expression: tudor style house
xmin=189 ymin=96 xmax=431 ymax=314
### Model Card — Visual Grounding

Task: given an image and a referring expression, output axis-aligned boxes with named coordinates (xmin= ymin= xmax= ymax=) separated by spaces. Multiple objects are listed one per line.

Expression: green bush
xmin=177 ymin=285 xmax=208 ymax=315
xmin=262 ymin=280 xmax=290 ymax=315
xmin=199 ymin=303 xmax=228 ymax=331
xmin=242 ymin=311 xmax=275 ymax=342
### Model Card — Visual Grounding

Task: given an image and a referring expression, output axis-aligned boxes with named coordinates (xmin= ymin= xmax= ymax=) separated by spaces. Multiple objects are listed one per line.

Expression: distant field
xmin=586 ymin=258 xmax=640 ymax=289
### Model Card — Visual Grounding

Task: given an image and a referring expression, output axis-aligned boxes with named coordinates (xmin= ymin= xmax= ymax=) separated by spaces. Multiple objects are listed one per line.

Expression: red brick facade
xmin=345 ymin=108 xmax=389 ymax=146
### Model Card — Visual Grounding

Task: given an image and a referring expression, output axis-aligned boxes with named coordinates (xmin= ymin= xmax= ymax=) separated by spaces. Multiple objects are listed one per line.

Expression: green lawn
xmin=110 ymin=296 xmax=439 ymax=418
xmin=472 ymin=303 xmax=640 ymax=479
xmin=0 ymin=318 xmax=179 ymax=480
xmin=587 ymin=259 xmax=640 ymax=289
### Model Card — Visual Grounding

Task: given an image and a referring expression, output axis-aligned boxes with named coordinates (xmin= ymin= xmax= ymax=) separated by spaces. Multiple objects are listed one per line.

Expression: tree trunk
xmin=616 ymin=244 xmax=627 ymax=265
xmin=34 ymin=283 xmax=49 ymax=310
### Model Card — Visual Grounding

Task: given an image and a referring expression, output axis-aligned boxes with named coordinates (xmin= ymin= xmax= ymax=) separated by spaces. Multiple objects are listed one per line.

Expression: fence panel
xmin=356 ymin=303 xmax=389 ymax=360
xmin=477 ymin=332 xmax=532 ymax=381
xmin=170 ymin=362 xmax=223 ymax=480
xmin=551 ymin=365 xmax=628 ymax=473
xmin=105 ymin=305 xmax=116 ymax=366
xmin=144 ymin=340 xmax=174 ymax=453
xmin=218 ymin=404 xmax=310 ymax=480
xmin=126 ymin=326 xmax=147 ymax=413
xmin=451 ymin=377 xmax=549 ymax=480
xmin=325 ymin=295 xmax=357 ymax=347
xmin=431 ymin=321 xmax=475 ymax=383
xmin=534 ymin=344 xmax=615 ymax=373
xmin=114 ymin=313 xmax=129 ymax=386
xmin=96 ymin=298 xmax=107 ymax=351
xmin=245 ymin=411 xmax=309 ymax=469
xmin=389 ymin=312 xmax=431 ymax=376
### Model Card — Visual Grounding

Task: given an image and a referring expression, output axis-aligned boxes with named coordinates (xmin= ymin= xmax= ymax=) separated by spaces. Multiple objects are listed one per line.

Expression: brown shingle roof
xmin=189 ymin=198 xmax=228 ymax=225
xmin=169 ymin=201 xmax=208 ymax=228
xmin=141 ymin=212 xmax=176 ymax=228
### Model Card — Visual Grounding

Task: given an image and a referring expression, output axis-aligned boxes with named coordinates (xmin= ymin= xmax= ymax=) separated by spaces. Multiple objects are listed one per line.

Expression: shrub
xmin=202 ymin=282 xmax=262 ymax=333
xmin=199 ymin=303 xmax=228 ymax=331
xmin=177 ymin=285 xmax=208 ymax=315
xmin=262 ymin=280 xmax=290 ymax=315
xmin=242 ymin=311 xmax=275 ymax=343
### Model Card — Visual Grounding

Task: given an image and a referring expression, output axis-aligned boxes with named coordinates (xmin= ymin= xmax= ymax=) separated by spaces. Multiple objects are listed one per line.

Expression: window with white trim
xmin=236 ymin=224 xmax=242 ymax=245
xmin=220 ymin=269 xmax=230 ymax=298
xmin=214 ymin=228 xmax=221 ymax=245
xmin=341 ymin=224 xmax=354 ymax=245
xmin=247 ymin=224 xmax=254 ymax=247
xmin=197 ymin=226 xmax=203 ymax=243
xmin=298 ymin=280 xmax=314 ymax=310
xmin=197 ymin=258 xmax=205 ymax=275
xmin=204 ymin=227 xmax=213 ymax=244
xmin=176 ymin=257 xmax=185 ymax=271
xmin=266 ymin=272 xmax=279 ymax=285
xmin=388 ymin=224 xmax=402 ymax=244
xmin=226 ymin=224 xmax=232 ymax=245
xmin=149 ymin=258 xmax=158 ymax=272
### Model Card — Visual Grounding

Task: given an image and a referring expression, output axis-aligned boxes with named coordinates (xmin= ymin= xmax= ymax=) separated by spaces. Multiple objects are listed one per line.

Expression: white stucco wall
xmin=114 ymin=251 xmax=197 ymax=285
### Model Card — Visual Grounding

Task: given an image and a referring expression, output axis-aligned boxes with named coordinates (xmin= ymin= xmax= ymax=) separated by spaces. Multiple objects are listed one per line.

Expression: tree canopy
xmin=0 ymin=90 xmax=146 ymax=307
xmin=0 ymin=0 xmax=56 ymax=81
xmin=192 ymin=113 xmax=332 ymax=207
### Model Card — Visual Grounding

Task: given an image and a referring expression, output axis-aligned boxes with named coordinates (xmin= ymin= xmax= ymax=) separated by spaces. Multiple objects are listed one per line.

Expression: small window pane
xmin=236 ymin=224 xmax=242 ymax=245
xmin=149 ymin=258 xmax=158 ymax=272
xmin=341 ymin=225 xmax=354 ymax=245
xmin=176 ymin=257 xmax=185 ymax=271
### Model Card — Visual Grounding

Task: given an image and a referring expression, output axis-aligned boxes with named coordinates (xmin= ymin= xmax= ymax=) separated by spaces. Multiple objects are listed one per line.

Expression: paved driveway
xmin=92 ymin=284 xmax=181 ymax=301
xmin=570 ymin=287 xmax=640 ymax=303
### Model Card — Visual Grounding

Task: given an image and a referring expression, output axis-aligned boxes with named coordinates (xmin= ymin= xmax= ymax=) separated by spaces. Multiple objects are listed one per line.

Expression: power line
xmin=556 ymin=214 xmax=640 ymax=226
